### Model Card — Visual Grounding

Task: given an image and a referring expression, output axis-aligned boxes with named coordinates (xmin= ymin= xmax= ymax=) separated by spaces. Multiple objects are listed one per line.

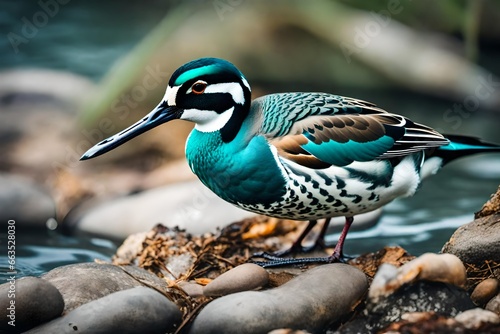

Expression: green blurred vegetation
xmin=79 ymin=0 xmax=500 ymax=128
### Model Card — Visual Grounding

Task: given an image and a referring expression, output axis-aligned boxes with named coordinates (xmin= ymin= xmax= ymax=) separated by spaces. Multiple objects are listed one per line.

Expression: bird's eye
xmin=191 ymin=81 xmax=207 ymax=95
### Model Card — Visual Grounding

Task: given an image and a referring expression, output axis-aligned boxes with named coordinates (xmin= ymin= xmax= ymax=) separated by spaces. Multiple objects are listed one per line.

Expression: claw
xmin=252 ymin=255 xmax=332 ymax=268
xmin=250 ymin=216 xmax=355 ymax=268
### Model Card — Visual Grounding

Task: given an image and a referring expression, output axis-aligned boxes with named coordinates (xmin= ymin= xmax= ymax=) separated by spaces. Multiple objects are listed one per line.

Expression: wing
xmin=255 ymin=93 xmax=449 ymax=168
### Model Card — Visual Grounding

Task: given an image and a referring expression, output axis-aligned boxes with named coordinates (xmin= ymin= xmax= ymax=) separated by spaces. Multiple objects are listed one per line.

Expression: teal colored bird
xmin=81 ymin=58 xmax=500 ymax=267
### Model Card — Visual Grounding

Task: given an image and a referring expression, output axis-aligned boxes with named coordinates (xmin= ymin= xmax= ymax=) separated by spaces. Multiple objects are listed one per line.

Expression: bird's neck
xmin=185 ymin=119 xmax=286 ymax=205
xmin=219 ymin=99 xmax=252 ymax=143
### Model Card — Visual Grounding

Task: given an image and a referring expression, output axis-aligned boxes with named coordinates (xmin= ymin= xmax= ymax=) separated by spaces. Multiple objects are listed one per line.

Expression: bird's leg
xmin=302 ymin=217 xmax=331 ymax=252
xmin=327 ymin=216 xmax=354 ymax=262
xmin=274 ymin=219 xmax=318 ymax=256
xmin=254 ymin=220 xmax=318 ymax=259
xmin=255 ymin=217 xmax=332 ymax=258
xmin=252 ymin=217 xmax=354 ymax=268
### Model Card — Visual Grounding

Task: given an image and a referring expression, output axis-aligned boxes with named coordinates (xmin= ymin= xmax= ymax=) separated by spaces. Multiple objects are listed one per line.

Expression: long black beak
xmin=80 ymin=102 xmax=180 ymax=160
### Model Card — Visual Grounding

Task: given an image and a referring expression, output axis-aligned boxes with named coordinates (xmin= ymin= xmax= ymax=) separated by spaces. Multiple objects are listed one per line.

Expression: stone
xmin=376 ymin=312 xmax=469 ymax=333
xmin=0 ymin=276 xmax=64 ymax=332
xmin=455 ymin=308 xmax=500 ymax=329
xmin=189 ymin=264 xmax=368 ymax=334
xmin=475 ymin=186 xmax=500 ymax=218
xmin=341 ymin=281 xmax=476 ymax=333
xmin=267 ymin=330 xmax=311 ymax=334
xmin=0 ymin=69 xmax=94 ymax=105
xmin=369 ymin=253 xmax=466 ymax=303
xmin=25 ymin=287 xmax=182 ymax=334
xmin=0 ymin=69 xmax=92 ymax=180
xmin=442 ymin=213 xmax=500 ymax=264
xmin=41 ymin=262 xmax=168 ymax=313
xmin=65 ymin=180 xmax=255 ymax=239
xmin=178 ymin=281 xmax=204 ymax=297
xmin=0 ymin=174 xmax=56 ymax=228
xmin=471 ymin=278 xmax=499 ymax=306
xmin=203 ymin=263 xmax=269 ymax=297
xmin=486 ymin=293 xmax=500 ymax=316
xmin=113 ymin=231 xmax=149 ymax=263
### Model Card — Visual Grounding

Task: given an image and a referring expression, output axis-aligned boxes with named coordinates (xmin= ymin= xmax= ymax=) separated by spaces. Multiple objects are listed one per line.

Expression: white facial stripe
xmin=181 ymin=107 xmax=234 ymax=133
xmin=163 ymin=85 xmax=180 ymax=106
xmin=241 ymin=76 xmax=251 ymax=92
xmin=204 ymin=82 xmax=245 ymax=105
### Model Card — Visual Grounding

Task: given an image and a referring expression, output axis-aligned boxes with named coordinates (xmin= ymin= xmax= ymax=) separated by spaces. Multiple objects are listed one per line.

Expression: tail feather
xmin=433 ymin=134 xmax=500 ymax=165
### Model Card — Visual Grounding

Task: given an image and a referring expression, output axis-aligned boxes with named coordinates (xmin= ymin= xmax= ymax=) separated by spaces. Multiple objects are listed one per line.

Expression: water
xmin=1 ymin=2 xmax=500 ymax=278
xmin=0 ymin=230 xmax=118 ymax=279
xmin=0 ymin=0 xmax=173 ymax=80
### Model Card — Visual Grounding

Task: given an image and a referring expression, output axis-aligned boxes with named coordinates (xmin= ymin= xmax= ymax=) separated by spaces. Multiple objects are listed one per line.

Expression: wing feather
xmin=255 ymin=93 xmax=449 ymax=168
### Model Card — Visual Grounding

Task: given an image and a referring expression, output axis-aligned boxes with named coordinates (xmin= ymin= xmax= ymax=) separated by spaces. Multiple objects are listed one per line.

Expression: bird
xmin=81 ymin=57 xmax=500 ymax=267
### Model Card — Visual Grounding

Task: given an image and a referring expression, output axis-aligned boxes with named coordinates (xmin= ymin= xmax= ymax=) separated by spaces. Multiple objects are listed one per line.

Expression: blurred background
xmin=1 ymin=0 xmax=500 ymax=278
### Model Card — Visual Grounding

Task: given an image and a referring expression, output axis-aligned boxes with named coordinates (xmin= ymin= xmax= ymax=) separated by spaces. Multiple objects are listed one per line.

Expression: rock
xmin=41 ymin=262 xmax=168 ymax=313
xmin=189 ymin=264 xmax=368 ymax=334
xmin=365 ymin=281 xmax=474 ymax=332
xmin=378 ymin=312 xmax=471 ymax=333
xmin=203 ymin=263 xmax=269 ymax=297
xmin=486 ymin=293 xmax=500 ymax=316
xmin=0 ymin=69 xmax=94 ymax=106
xmin=165 ymin=252 xmax=196 ymax=280
xmin=475 ymin=185 xmax=500 ymax=218
xmin=455 ymin=308 xmax=500 ymax=330
xmin=64 ymin=180 xmax=255 ymax=239
xmin=267 ymin=330 xmax=311 ymax=334
xmin=442 ymin=213 xmax=500 ymax=264
xmin=0 ymin=174 xmax=56 ymax=228
xmin=0 ymin=276 xmax=64 ymax=332
xmin=471 ymin=278 xmax=499 ymax=306
xmin=113 ymin=231 xmax=149 ymax=263
xmin=178 ymin=281 xmax=204 ymax=297
xmin=369 ymin=253 xmax=466 ymax=303
xmin=25 ymin=287 xmax=182 ymax=334
xmin=0 ymin=69 xmax=92 ymax=179
xmin=340 ymin=280 xmax=476 ymax=333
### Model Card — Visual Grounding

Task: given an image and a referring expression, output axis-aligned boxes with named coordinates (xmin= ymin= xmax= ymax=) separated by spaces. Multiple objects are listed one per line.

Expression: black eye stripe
xmin=183 ymin=93 xmax=234 ymax=112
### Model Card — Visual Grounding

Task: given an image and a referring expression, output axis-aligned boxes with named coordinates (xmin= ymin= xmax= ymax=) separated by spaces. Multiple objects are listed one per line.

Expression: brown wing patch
xmin=268 ymin=114 xmax=404 ymax=169
xmin=297 ymin=115 xmax=387 ymax=144
xmin=270 ymin=135 xmax=331 ymax=169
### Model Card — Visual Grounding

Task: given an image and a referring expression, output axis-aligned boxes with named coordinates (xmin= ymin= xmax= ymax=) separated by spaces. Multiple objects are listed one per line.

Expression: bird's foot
xmin=260 ymin=239 xmax=326 ymax=258
xmin=251 ymin=217 xmax=354 ymax=268
xmin=325 ymin=251 xmax=353 ymax=264
xmin=251 ymin=253 xmax=332 ymax=268
xmin=251 ymin=249 xmax=351 ymax=268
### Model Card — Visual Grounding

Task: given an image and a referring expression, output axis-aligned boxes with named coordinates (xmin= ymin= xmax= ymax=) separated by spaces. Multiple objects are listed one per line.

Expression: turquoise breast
xmin=185 ymin=129 xmax=287 ymax=206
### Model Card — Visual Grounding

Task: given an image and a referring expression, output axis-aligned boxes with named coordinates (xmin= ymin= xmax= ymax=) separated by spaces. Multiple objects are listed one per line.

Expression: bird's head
xmin=80 ymin=57 xmax=251 ymax=160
